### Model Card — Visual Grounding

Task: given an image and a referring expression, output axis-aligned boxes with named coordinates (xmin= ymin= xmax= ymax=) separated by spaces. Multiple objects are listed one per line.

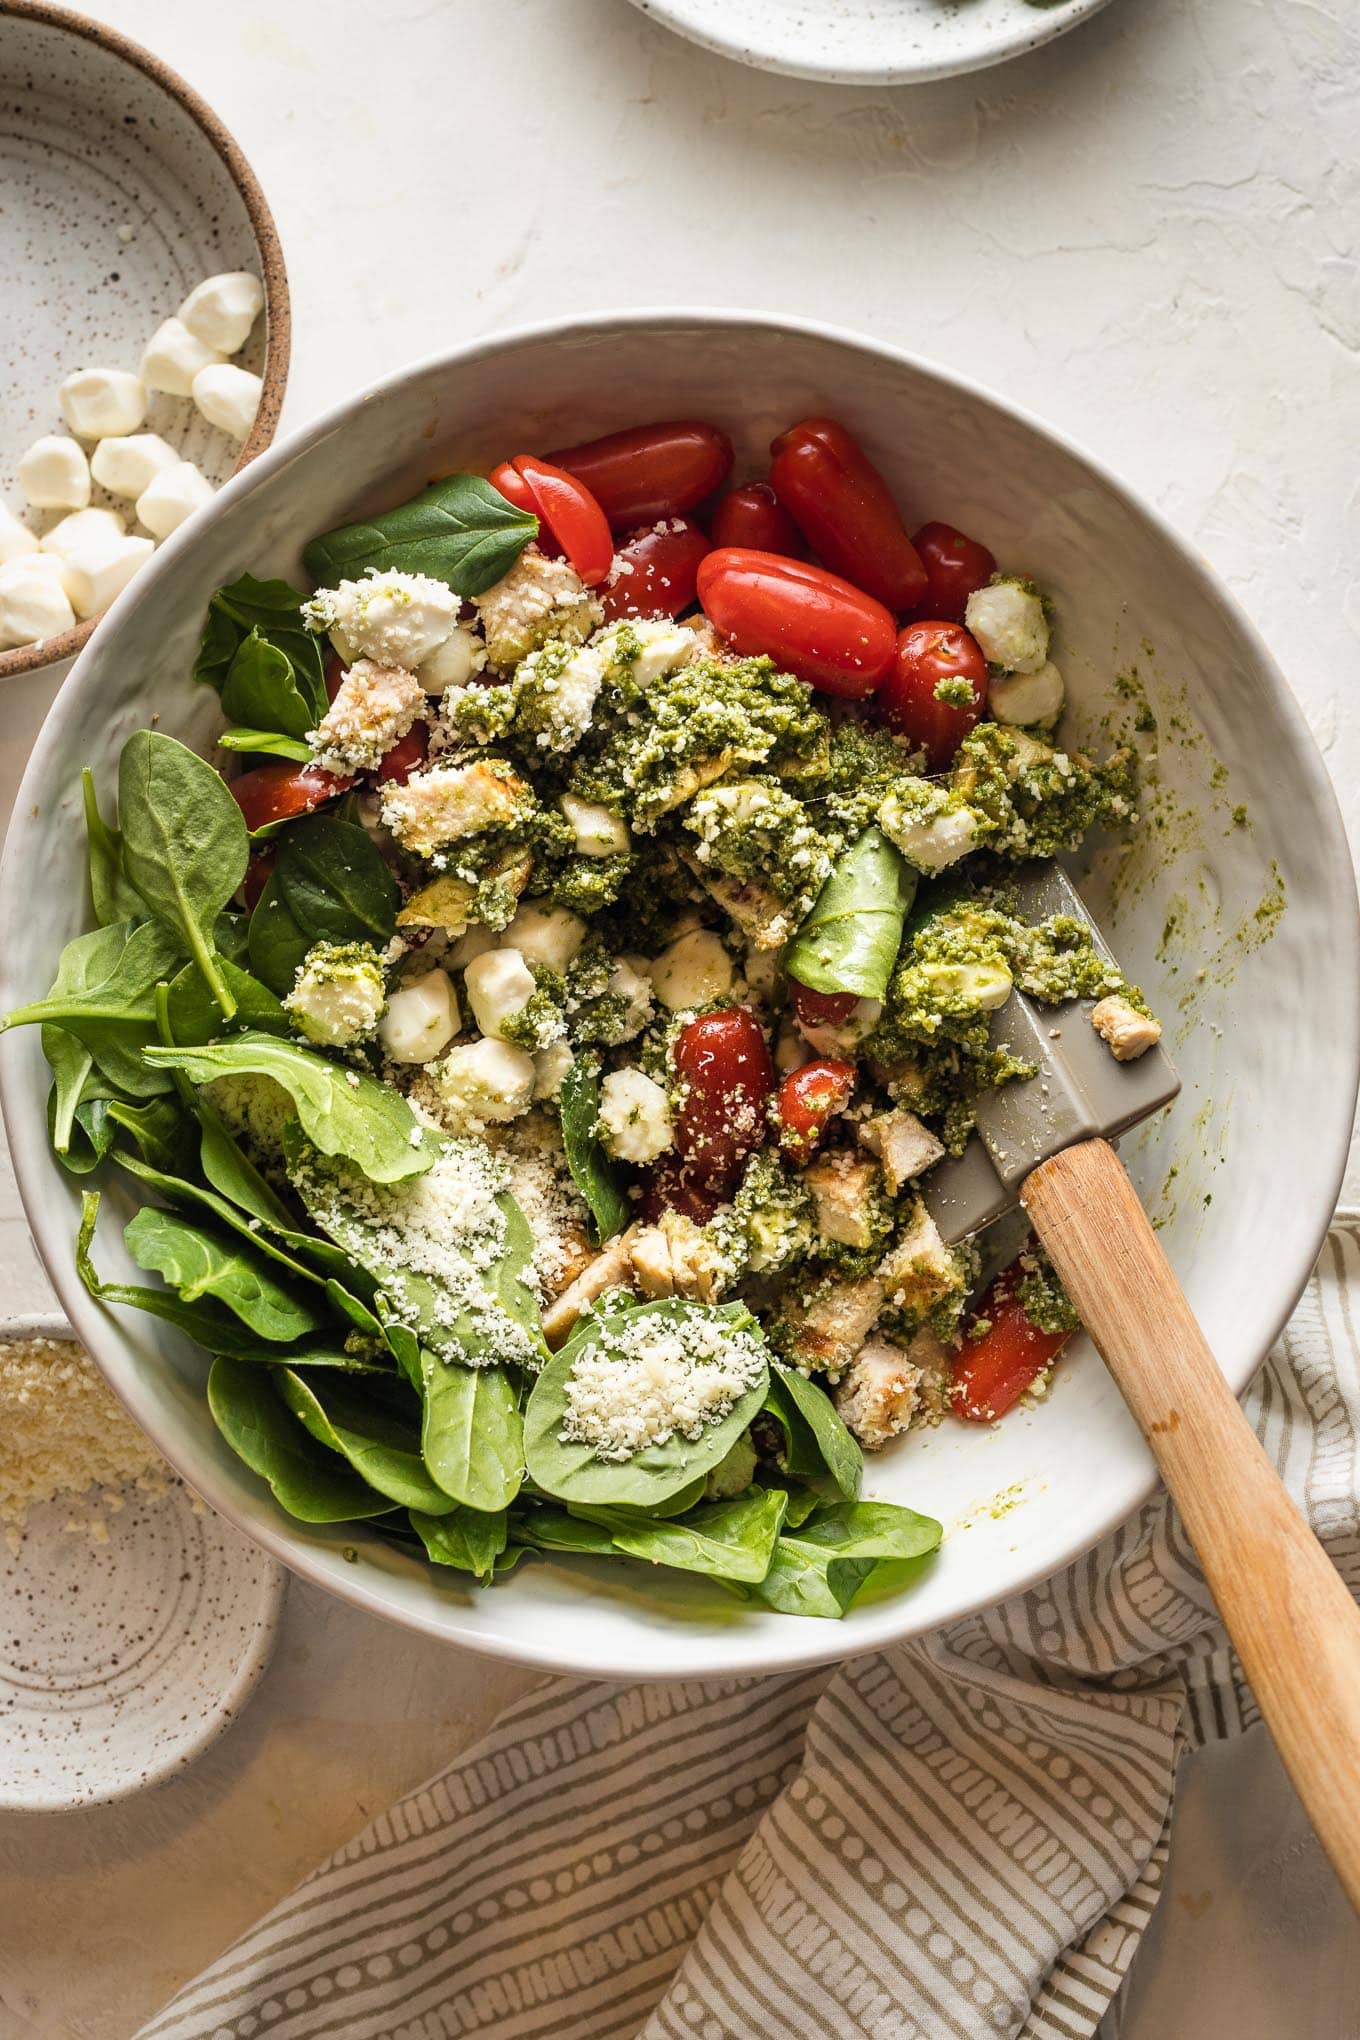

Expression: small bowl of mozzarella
xmin=0 ymin=3 xmax=289 ymax=678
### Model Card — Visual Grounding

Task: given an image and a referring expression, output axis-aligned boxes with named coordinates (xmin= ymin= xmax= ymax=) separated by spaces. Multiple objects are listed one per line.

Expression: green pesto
xmin=728 ymin=1149 xmax=815 ymax=1276
xmin=934 ymin=675 xmax=975 ymax=709
xmin=952 ymin=724 xmax=1138 ymax=861
xmin=808 ymin=720 xmax=926 ymax=844
xmin=683 ymin=776 xmax=833 ymax=915
xmin=1017 ymin=1249 xmax=1081 ymax=1335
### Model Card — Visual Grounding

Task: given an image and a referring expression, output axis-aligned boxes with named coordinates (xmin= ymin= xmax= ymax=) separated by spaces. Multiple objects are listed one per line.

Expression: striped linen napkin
xmin=137 ymin=1222 xmax=1360 ymax=2040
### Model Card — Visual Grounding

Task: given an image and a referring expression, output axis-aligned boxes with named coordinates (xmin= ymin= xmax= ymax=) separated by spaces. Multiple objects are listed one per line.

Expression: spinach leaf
xmin=221 ymin=630 xmax=320 ymax=742
xmin=207 ymin=1356 xmax=397 ymax=1521
xmin=48 ymin=1080 xmax=114 ymax=1176
xmin=165 ymin=957 xmax=289 ymax=1045
xmin=583 ymin=1487 xmax=787 ymax=1584
xmin=275 ymin=813 xmax=398 ymax=947
xmin=124 ymin=1205 xmax=327 ymax=1342
xmin=754 ymin=1501 xmax=942 ymax=1619
xmin=43 ymin=1023 xmax=96 ymax=1156
xmin=558 ymin=1054 xmax=629 ymax=1244
xmin=198 ymin=1102 xmax=297 ymax=1227
xmin=755 ymin=1542 xmax=876 ymax=1619
xmin=419 ymin=1356 xmax=524 ymax=1512
xmin=77 ymin=1190 xmax=306 ymax=1356
xmin=118 ymin=731 xmax=248 ymax=1019
xmin=81 ymin=768 xmax=142 ymax=926
xmin=276 ymin=1369 xmax=457 ymax=1513
xmin=783 ymin=826 xmax=917 ymax=1004
xmin=303 ymin=473 xmax=537 ymax=598
xmin=523 ymin=1298 xmax=770 ymax=1508
xmin=763 ymin=1365 xmax=863 ymax=1500
xmin=217 ymin=729 xmax=313 ymax=763
xmin=196 ymin=574 xmax=327 ymax=720
xmin=144 ymin=1033 xmax=437 ymax=1184
xmin=408 ymin=1504 xmax=508 ymax=1583
xmin=195 ymin=603 xmax=239 ymax=692
xmin=791 ymin=1499 xmax=942 ymax=1561
xmin=4 ymin=917 xmax=185 ymax=1032
xmin=248 ymin=871 xmax=312 ymax=998
xmin=113 ymin=1150 xmax=328 ymax=1294
xmin=512 ymin=1506 xmax=617 ymax=1557
xmin=106 ymin=1096 xmax=198 ymax=1176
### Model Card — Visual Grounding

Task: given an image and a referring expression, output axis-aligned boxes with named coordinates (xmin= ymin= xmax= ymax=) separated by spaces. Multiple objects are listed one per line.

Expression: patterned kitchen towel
xmin=136 ymin=1222 xmax=1360 ymax=2040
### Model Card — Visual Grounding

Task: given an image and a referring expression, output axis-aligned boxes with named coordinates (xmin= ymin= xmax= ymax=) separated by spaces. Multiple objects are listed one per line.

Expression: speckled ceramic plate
xmin=0 ymin=1345 xmax=285 ymax=1812
xmin=0 ymin=0 xmax=289 ymax=680
xmin=626 ymin=0 xmax=1117 ymax=83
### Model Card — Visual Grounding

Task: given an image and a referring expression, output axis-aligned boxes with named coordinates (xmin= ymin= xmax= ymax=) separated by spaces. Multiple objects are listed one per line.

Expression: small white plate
xmin=625 ymin=0 xmax=1116 ymax=84
xmin=1 ymin=1466 xmax=284 ymax=1812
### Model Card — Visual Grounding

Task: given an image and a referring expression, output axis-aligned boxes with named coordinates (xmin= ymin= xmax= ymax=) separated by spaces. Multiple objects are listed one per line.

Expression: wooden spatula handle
xmin=1023 ymin=1136 xmax=1360 ymax=1914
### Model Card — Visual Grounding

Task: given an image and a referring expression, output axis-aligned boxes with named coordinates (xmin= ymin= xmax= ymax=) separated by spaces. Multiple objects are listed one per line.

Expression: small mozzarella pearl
xmin=90 ymin=432 xmax=180 ymax=500
xmin=191 ymin=363 xmax=262 ymax=440
xmin=41 ymin=507 xmax=126 ymax=560
xmin=0 ymin=503 xmax=40 ymax=566
xmin=58 ymin=532 xmax=154 ymax=621
xmin=59 ymin=368 xmax=147 ymax=439
xmin=0 ymin=555 xmax=76 ymax=647
xmin=136 ymin=460 xmax=215 ymax=540
xmin=17 ymin=435 xmax=90 ymax=511
xmin=179 ymin=272 xmax=264 ymax=354
xmin=141 ymin=317 xmax=223 ymax=397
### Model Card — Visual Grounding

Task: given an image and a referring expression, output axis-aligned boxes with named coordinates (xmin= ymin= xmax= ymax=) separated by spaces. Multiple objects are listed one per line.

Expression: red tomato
xmin=599 ymin=517 xmax=711 ymax=623
xmin=242 ymin=847 xmax=276 ymax=914
xmin=911 ymin=521 xmax=996 ymax=624
xmin=488 ymin=461 xmax=563 ymax=558
xmin=639 ymin=1157 xmax=724 ymax=1228
xmin=708 ymin=482 xmax=807 ymax=559
xmin=489 ymin=455 xmax=612 ymax=585
xmin=376 ymin=720 xmax=429 ymax=785
xmin=789 ymin=979 xmax=858 ymax=1029
xmin=323 ymin=650 xmax=345 ymax=703
xmin=228 ymin=761 xmax=354 ymax=832
xmin=877 ymin=620 xmax=987 ymax=770
xmin=769 ymin=418 xmax=927 ymax=612
xmin=772 ymin=1058 xmax=856 ymax=1163
xmin=672 ymin=1006 xmax=774 ymax=1194
xmin=547 ymin=421 xmax=733 ymax=530
xmin=697 ymin=548 xmax=895 ymax=698
xmin=950 ymin=1264 xmax=1074 ymax=1423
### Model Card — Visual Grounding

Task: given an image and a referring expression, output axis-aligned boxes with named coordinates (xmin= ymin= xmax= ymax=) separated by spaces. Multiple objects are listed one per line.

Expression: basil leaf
xmin=81 ymin=768 xmax=142 ymax=927
xmin=275 ymin=813 xmax=399 ymax=947
xmin=408 ymin=1504 xmax=508 ymax=1583
xmin=77 ymin=1190 xmax=306 ymax=1356
xmin=302 ymin=473 xmax=537 ymax=598
xmin=248 ymin=870 xmax=312 ymax=997
xmin=783 ymin=826 xmax=917 ymax=1004
xmin=764 ymin=1364 xmax=863 ymax=1499
xmin=118 ymin=731 xmax=248 ymax=1020
xmin=558 ymin=1054 xmax=629 ymax=1244
xmin=584 ymin=1487 xmax=787 ymax=1584
xmin=523 ymin=1298 xmax=770 ymax=1508
xmin=207 ymin=1356 xmax=397 ymax=1521
xmin=123 ymin=1206 xmax=327 ymax=1342
xmin=221 ymin=630 xmax=321 ymax=743
xmin=144 ymin=1033 xmax=436 ymax=1184
xmin=217 ymin=729 xmax=313 ymax=763
xmin=164 ymin=956 xmax=290 ymax=1045
xmin=276 ymin=1368 xmax=457 ymax=1513
xmin=418 ymin=1357 xmax=524 ymax=1512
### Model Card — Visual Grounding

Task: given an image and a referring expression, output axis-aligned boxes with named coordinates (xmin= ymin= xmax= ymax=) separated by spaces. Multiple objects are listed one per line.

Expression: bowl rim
xmin=0 ymin=0 xmax=292 ymax=682
xmin=624 ymin=0 xmax=1118 ymax=86
xmin=4 ymin=304 xmax=1357 ymax=1678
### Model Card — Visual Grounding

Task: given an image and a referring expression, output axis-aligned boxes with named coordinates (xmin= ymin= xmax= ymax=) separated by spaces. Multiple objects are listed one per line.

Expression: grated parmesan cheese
xmin=1 ymin=1336 xmax=167 ymax=1542
xmin=560 ymin=1309 xmax=765 ymax=1462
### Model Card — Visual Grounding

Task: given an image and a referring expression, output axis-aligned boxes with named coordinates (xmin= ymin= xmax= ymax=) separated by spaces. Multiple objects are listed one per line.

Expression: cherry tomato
xmin=708 ymin=482 xmax=807 ymax=559
xmin=323 ymin=650 xmax=345 ymax=703
xmin=950 ymin=1263 xmax=1074 ymax=1423
xmin=672 ymin=1006 xmax=774 ymax=1194
xmin=790 ymin=979 xmax=858 ymax=1029
xmin=697 ymin=548 xmax=895 ymax=699
xmin=639 ymin=1157 xmax=724 ymax=1228
xmin=547 ymin=421 xmax=733 ymax=530
xmin=772 ymin=1058 xmax=856 ymax=1163
xmin=228 ymin=760 xmax=354 ymax=833
xmin=911 ymin=521 xmax=996 ymax=624
xmin=769 ymin=418 xmax=927 ymax=612
xmin=241 ymin=847 xmax=276 ymax=914
xmin=599 ymin=517 xmax=711 ymax=623
xmin=376 ymin=720 xmax=430 ymax=785
xmin=489 ymin=455 xmax=612 ymax=585
xmin=877 ymin=620 xmax=987 ymax=770
xmin=487 ymin=462 xmax=563 ymax=558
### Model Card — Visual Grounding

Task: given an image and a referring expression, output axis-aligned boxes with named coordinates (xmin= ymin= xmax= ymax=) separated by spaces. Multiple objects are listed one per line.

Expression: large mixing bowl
xmin=2 ymin=311 xmax=1354 ymax=1679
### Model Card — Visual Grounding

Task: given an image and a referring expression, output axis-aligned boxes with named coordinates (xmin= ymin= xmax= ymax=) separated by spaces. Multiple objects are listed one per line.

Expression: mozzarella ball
xmin=141 ymin=317 xmax=224 ymax=397
xmin=504 ymin=903 xmax=586 ymax=975
xmin=964 ymin=578 xmax=1050 ymax=674
xmin=559 ymin=792 xmax=630 ymax=859
xmin=603 ymin=959 xmax=654 ymax=1042
xmin=0 ymin=503 xmax=39 ymax=566
xmin=41 ymin=507 xmax=126 ymax=560
xmin=447 ymin=922 xmax=499 ymax=969
xmin=58 ymin=532 xmax=154 ymax=620
xmin=136 ymin=460 xmax=214 ymax=540
xmin=0 ymin=555 xmax=76 ymax=647
xmin=191 ymin=362 xmax=262 ymax=440
xmin=179 ymin=271 xmax=265 ymax=354
xmin=650 ymin=928 xmax=733 ymax=1012
xmin=91 ymin=432 xmax=180 ymax=501
xmin=304 ymin=571 xmax=462 ymax=671
xmin=435 ymin=1038 xmax=536 ymax=1131
xmin=463 ymin=946 xmax=536 ymax=1040
xmin=59 ymin=368 xmax=147 ymax=440
xmin=988 ymin=659 xmax=1065 ymax=728
xmin=378 ymin=969 xmax=459 ymax=1064
xmin=417 ymin=623 xmax=485 ymax=695
xmin=532 ymin=1039 xmax=575 ymax=1101
xmin=598 ymin=1067 xmax=674 ymax=1164
xmin=17 ymin=435 xmax=90 ymax=511
xmin=597 ymin=617 xmax=702 ymax=686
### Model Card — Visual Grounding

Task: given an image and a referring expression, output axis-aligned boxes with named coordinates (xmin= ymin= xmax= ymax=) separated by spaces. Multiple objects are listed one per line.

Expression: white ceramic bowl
xmin=2 ymin=311 xmax=1355 ymax=1680
xmin=625 ymin=0 xmax=1116 ymax=85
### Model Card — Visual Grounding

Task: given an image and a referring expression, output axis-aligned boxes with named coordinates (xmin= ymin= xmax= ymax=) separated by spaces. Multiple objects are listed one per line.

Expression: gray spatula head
xmin=921 ymin=864 xmax=1179 ymax=1246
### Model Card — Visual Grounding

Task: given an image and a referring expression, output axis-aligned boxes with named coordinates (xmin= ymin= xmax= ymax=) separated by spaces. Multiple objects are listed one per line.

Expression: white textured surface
xmin=1 ymin=0 xmax=1357 ymax=2033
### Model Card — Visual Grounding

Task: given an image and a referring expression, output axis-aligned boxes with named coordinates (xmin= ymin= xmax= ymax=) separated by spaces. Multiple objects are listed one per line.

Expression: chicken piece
xmin=474 ymin=549 xmax=602 ymax=670
xmin=835 ymin=1327 xmax=953 ymax=1449
xmin=541 ymin=1226 xmax=640 ymax=1349
xmin=679 ymin=853 xmax=796 ymax=950
xmin=648 ymin=749 xmax=737 ymax=823
xmin=803 ymin=1152 xmax=882 ymax=1251
xmin=779 ymin=1202 xmax=957 ymax=1374
xmin=627 ymin=1211 xmax=728 ymax=1304
xmin=381 ymin=760 xmax=528 ymax=858
xmin=1091 ymin=995 xmax=1162 ymax=1063
xmin=858 ymin=1109 xmax=944 ymax=1194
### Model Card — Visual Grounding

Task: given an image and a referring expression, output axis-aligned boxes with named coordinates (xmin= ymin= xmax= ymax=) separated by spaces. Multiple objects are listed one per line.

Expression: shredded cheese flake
xmin=1 ymin=1336 xmax=167 ymax=1540
xmin=560 ymin=1311 xmax=765 ymax=1462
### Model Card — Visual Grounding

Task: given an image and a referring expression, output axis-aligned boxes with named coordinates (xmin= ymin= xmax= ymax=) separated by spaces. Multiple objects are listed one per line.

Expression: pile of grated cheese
xmin=1 ymin=1335 xmax=166 ymax=1545
xmin=560 ymin=1311 xmax=765 ymax=1463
